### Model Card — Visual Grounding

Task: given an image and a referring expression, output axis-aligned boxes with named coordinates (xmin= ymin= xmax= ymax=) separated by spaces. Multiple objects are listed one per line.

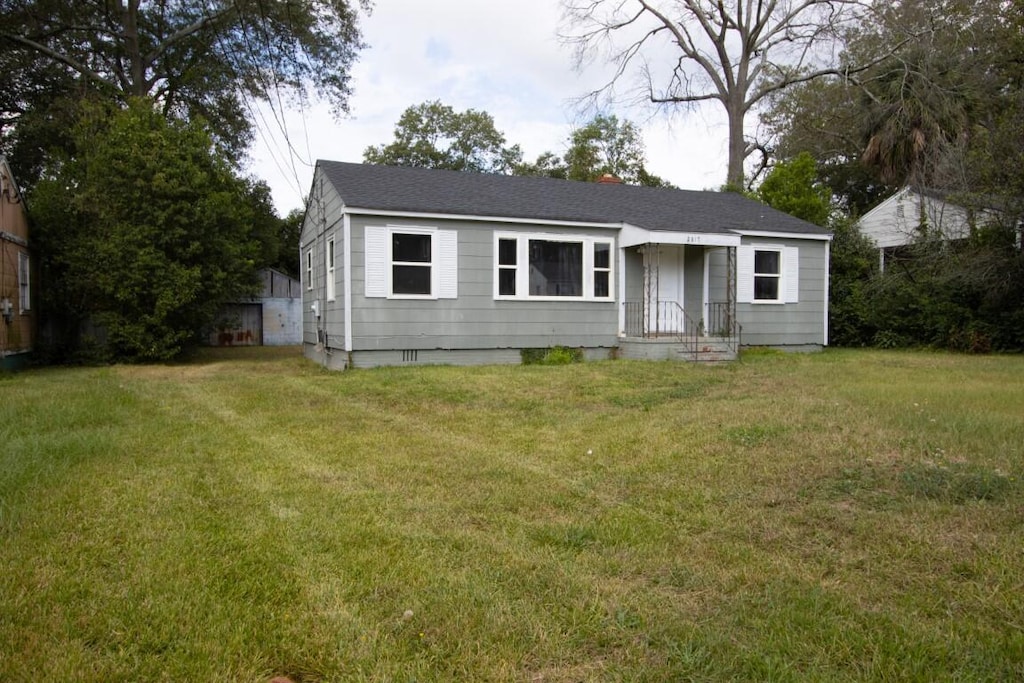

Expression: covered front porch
xmin=617 ymin=227 xmax=741 ymax=362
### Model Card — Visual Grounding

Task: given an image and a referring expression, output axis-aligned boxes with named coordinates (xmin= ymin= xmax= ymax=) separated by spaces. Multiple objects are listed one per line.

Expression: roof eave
xmin=731 ymin=229 xmax=833 ymax=241
xmin=340 ymin=205 xmax=626 ymax=231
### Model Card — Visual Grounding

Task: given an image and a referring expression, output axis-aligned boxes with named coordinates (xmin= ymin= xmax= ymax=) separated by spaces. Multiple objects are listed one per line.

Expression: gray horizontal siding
xmin=349 ymin=217 xmax=620 ymax=351
xmin=300 ymin=168 xmax=347 ymax=348
xmin=349 ymin=346 xmax=615 ymax=369
xmin=733 ymin=237 xmax=827 ymax=346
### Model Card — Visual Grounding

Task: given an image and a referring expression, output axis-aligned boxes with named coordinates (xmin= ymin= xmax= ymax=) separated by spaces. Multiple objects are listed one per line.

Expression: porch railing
xmin=706 ymin=301 xmax=742 ymax=353
xmin=623 ymin=301 xmax=699 ymax=358
xmin=623 ymin=300 xmax=742 ymax=356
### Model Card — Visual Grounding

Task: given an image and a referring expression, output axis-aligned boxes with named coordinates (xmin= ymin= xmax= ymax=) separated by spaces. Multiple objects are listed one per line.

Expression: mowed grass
xmin=1 ymin=347 xmax=1023 ymax=682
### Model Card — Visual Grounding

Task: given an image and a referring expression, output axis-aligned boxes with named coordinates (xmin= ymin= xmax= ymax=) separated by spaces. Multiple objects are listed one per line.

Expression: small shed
xmin=209 ymin=268 xmax=301 ymax=346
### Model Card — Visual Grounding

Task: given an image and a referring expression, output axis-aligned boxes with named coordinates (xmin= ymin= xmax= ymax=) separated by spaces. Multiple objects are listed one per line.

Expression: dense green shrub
xmin=31 ymin=100 xmax=278 ymax=362
xmin=827 ymin=217 xmax=879 ymax=347
xmin=520 ymin=346 xmax=584 ymax=365
xmin=858 ymin=225 xmax=1024 ymax=351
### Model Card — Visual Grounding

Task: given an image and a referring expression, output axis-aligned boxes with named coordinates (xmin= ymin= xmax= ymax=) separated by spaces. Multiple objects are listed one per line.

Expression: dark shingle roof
xmin=318 ymin=161 xmax=829 ymax=236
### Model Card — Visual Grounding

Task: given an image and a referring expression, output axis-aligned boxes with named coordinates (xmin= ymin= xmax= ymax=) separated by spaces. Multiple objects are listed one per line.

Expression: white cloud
xmin=246 ymin=0 xmax=731 ymax=214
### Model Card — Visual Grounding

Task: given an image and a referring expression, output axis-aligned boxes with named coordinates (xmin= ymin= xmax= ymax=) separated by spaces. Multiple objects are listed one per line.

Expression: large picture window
xmin=494 ymin=233 xmax=614 ymax=301
xmin=529 ymin=239 xmax=582 ymax=297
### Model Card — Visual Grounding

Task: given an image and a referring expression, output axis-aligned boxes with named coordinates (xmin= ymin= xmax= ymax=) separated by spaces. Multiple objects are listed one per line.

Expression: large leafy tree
xmin=760 ymin=0 xmax=1024 ymax=351
xmin=0 ymin=0 xmax=369 ymax=182
xmin=755 ymin=153 xmax=879 ymax=346
xmin=759 ymin=74 xmax=890 ymax=215
xmin=364 ymin=101 xmax=523 ymax=174
xmin=561 ymin=0 xmax=892 ymax=190
xmin=756 ymin=152 xmax=831 ymax=226
xmin=515 ymin=114 xmax=669 ymax=186
xmin=31 ymin=99 xmax=276 ymax=361
xmin=762 ymin=0 xmax=1012 ymax=209
xmin=563 ymin=114 xmax=669 ymax=186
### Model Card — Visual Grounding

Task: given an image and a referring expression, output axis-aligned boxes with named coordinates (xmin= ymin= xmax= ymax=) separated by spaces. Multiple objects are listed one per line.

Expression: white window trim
xmin=496 ymin=236 xmax=518 ymax=297
xmin=493 ymin=231 xmax=615 ymax=302
xmin=364 ymin=225 xmax=458 ymax=300
xmin=753 ymin=246 xmax=784 ymax=304
xmin=593 ymin=242 xmax=612 ymax=299
xmin=389 ymin=226 xmax=437 ymax=300
xmin=738 ymin=244 xmax=799 ymax=305
xmin=325 ymin=236 xmax=336 ymax=302
xmin=305 ymin=248 xmax=313 ymax=291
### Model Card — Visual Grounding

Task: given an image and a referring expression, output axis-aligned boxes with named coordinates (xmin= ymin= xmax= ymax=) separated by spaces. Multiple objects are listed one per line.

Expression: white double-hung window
xmin=494 ymin=233 xmax=614 ymax=301
xmin=364 ymin=225 xmax=458 ymax=299
xmin=737 ymin=244 xmax=799 ymax=304
xmin=325 ymin=237 xmax=336 ymax=301
xmin=390 ymin=231 xmax=432 ymax=296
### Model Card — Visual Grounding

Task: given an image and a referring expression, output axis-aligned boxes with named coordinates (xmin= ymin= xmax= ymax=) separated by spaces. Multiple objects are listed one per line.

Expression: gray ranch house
xmin=301 ymin=161 xmax=832 ymax=369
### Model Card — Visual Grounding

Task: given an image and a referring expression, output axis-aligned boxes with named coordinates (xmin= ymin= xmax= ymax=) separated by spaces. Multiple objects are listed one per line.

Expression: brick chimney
xmin=597 ymin=173 xmax=623 ymax=184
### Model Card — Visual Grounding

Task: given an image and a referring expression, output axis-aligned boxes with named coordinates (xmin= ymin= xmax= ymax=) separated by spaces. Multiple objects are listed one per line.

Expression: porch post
xmin=727 ymin=246 xmax=737 ymax=329
xmin=702 ymin=248 xmax=711 ymax=335
xmin=642 ymin=244 xmax=660 ymax=337
xmin=617 ymin=243 xmax=626 ymax=336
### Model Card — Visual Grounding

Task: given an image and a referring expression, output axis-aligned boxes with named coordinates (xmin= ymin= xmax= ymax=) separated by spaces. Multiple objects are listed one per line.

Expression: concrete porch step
xmin=619 ymin=337 xmax=738 ymax=363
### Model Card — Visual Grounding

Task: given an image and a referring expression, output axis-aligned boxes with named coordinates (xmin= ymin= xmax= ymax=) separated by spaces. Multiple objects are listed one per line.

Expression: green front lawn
xmin=1 ymin=348 xmax=1022 ymax=681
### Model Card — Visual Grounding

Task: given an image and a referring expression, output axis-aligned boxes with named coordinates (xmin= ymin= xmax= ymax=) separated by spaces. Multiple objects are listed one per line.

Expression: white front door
xmin=658 ymin=246 xmax=684 ymax=303
xmin=653 ymin=246 xmax=685 ymax=333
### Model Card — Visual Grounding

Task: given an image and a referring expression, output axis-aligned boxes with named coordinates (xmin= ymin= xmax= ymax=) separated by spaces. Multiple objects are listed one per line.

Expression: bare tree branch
xmin=0 ymin=31 xmax=119 ymax=95
xmin=561 ymin=0 xmax=894 ymax=187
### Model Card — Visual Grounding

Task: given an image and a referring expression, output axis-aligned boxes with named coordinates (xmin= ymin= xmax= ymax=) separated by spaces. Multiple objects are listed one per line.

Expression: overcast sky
xmin=246 ymin=0 xmax=732 ymax=215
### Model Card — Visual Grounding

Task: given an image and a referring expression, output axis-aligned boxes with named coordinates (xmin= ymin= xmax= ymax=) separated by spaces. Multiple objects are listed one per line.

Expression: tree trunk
xmin=123 ymin=0 xmax=145 ymax=96
xmin=725 ymin=98 xmax=747 ymax=191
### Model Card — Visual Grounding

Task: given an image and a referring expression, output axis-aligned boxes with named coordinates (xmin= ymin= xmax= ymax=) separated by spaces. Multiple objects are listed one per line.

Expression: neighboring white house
xmin=858 ymin=187 xmax=995 ymax=271
xmin=300 ymin=162 xmax=833 ymax=370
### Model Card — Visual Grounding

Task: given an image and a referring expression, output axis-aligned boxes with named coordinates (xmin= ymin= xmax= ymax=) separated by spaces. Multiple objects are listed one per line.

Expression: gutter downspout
xmin=617 ymin=235 xmax=626 ymax=337
xmin=823 ymin=239 xmax=831 ymax=346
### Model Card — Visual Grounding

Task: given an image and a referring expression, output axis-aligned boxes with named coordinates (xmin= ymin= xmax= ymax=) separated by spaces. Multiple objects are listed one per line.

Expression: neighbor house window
xmin=305 ymin=249 xmax=313 ymax=290
xmin=391 ymin=232 xmax=432 ymax=296
xmin=325 ymin=237 xmax=336 ymax=301
xmin=18 ymin=251 xmax=29 ymax=312
xmin=753 ymin=248 xmax=781 ymax=301
xmin=494 ymin=233 xmax=613 ymax=301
